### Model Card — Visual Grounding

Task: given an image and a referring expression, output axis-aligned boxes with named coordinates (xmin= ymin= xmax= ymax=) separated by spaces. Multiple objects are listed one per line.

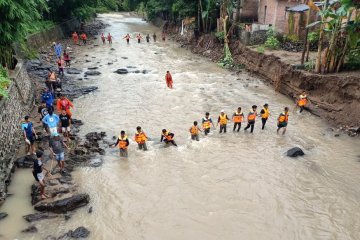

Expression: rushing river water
xmin=1 ymin=13 xmax=360 ymax=240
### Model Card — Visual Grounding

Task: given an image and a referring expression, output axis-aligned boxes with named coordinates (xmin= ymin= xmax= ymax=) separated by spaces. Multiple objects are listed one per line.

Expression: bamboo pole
xmin=315 ymin=0 xmax=329 ymax=73
xmin=301 ymin=3 xmax=311 ymax=65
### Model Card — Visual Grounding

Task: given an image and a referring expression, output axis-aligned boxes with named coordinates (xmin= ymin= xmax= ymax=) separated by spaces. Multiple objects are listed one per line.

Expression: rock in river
xmin=84 ymin=70 xmax=101 ymax=76
xmin=114 ymin=68 xmax=129 ymax=74
xmin=66 ymin=68 xmax=82 ymax=74
xmin=22 ymin=225 xmax=38 ymax=233
xmin=23 ymin=212 xmax=59 ymax=222
xmin=15 ymin=155 xmax=36 ymax=168
xmin=34 ymin=193 xmax=90 ymax=213
xmin=287 ymin=147 xmax=305 ymax=157
xmin=0 ymin=212 xmax=8 ymax=220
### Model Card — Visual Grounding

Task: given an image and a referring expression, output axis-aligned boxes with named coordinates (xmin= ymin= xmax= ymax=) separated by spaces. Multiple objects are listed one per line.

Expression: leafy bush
xmin=24 ymin=20 xmax=55 ymax=35
xmin=257 ymin=46 xmax=265 ymax=54
xmin=215 ymin=31 xmax=225 ymax=42
xmin=73 ymin=5 xmax=97 ymax=21
xmin=0 ymin=66 xmax=11 ymax=99
xmin=344 ymin=47 xmax=360 ymax=70
xmin=307 ymin=32 xmax=319 ymax=44
xmin=265 ymin=36 xmax=280 ymax=49
xmin=266 ymin=27 xmax=276 ymax=38
xmin=304 ymin=60 xmax=315 ymax=71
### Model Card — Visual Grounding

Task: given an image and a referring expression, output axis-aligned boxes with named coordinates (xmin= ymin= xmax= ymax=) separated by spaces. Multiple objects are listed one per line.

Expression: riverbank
xmin=0 ymin=19 xmax=110 ymax=238
xmin=169 ymin=29 xmax=360 ymax=136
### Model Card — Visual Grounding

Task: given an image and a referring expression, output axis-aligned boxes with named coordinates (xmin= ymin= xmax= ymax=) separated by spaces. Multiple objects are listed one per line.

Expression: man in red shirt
xmin=56 ymin=94 xmax=75 ymax=118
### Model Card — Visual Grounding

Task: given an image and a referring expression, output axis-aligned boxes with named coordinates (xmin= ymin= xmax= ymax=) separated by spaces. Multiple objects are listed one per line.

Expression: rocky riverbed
xmin=2 ymin=19 xmax=113 ymax=238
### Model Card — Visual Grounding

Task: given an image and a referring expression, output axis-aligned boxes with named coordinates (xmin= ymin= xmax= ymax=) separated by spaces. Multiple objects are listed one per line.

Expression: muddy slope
xmin=172 ymin=32 xmax=360 ymax=133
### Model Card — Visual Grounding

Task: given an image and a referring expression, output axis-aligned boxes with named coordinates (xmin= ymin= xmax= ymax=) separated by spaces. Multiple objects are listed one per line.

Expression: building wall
xmin=240 ymin=0 xmax=259 ymax=22
xmin=258 ymin=0 xmax=304 ymax=33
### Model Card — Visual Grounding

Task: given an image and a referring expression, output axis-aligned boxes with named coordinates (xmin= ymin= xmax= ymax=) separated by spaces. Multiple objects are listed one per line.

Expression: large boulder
xmin=15 ymin=155 xmax=36 ymax=168
xmin=34 ymin=194 xmax=90 ymax=213
xmin=21 ymin=226 xmax=38 ymax=233
xmin=114 ymin=68 xmax=129 ymax=74
xmin=286 ymin=147 xmax=305 ymax=157
xmin=58 ymin=227 xmax=90 ymax=239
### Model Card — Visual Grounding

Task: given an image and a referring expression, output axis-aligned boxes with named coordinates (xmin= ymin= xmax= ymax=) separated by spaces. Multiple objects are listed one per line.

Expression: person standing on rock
xmin=72 ymin=32 xmax=79 ymax=45
xmin=189 ymin=121 xmax=202 ymax=141
xmin=124 ymin=34 xmax=131 ymax=44
xmin=135 ymin=126 xmax=148 ymax=151
xmin=153 ymin=32 xmax=157 ymax=42
xmin=22 ymin=116 xmax=38 ymax=155
xmin=49 ymin=133 xmax=69 ymax=173
xmin=38 ymin=101 xmax=49 ymax=132
xmin=107 ymin=33 xmax=113 ymax=44
xmin=165 ymin=71 xmax=173 ymax=89
xmin=297 ymin=91 xmax=309 ymax=113
xmin=260 ymin=103 xmax=270 ymax=130
xmin=41 ymin=88 xmax=54 ymax=111
xmin=277 ymin=107 xmax=289 ymax=135
xmin=57 ymin=57 xmax=65 ymax=77
xmin=59 ymin=110 xmax=71 ymax=141
xmin=161 ymin=129 xmax=177 ymax=146
xmin=101 ymin=33 xmax=106 ymax=44
xmin=112 ymin=131 xmax=129 ymax=157
xmin=32 ymin=150 xmax=50 ymax=200
xmin=146 ymin=34 xmax=150 ymax=43
xmin=54 ymin=42 xmax=62 ymax=58
xmin=81 ymin=33 xmax=87 ymax=45
xmin=244 ymin=105 xmax=258 ymax=133
xmin=57 ymin=94 xmax=75 ymax=119
xmin=63 ymin=51 xmax=71 ymax=67
xmin=217 ymin=110 xmax=230 ymax=133
xmin=42 ymin=108 xmax=60 ymax=136
xmin=202 ymin=112 xmax=215 ymax=135
xmin=232 ymin=107 xmax=244 ymax=132
xmin=136 ymin=33 xmax=143 ymax=43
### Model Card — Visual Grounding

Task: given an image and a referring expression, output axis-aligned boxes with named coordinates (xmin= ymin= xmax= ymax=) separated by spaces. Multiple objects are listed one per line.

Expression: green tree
xmin=0 ymin=0 xmax=47 ymax=67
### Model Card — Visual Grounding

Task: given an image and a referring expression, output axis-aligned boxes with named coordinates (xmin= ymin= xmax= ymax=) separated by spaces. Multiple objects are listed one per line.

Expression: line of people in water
xmin=110 ymin=92 xmax=309 ymax=158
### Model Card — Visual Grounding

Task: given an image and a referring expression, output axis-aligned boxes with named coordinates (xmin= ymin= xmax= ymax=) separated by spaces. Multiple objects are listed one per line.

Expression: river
xmin=1 ymin=12 xmax=360 ymax=240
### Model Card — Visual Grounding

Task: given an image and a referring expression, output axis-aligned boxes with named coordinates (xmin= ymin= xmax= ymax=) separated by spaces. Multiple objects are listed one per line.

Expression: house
xmin=258 ymin=0 xmax=305 ymax=33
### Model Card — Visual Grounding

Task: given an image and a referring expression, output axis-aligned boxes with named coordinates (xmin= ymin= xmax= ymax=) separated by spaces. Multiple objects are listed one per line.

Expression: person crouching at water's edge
xmin=161 ymin=129 xmax=177 ymax=146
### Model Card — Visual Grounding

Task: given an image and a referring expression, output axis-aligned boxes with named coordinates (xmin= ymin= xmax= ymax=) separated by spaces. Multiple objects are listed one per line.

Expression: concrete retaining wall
xmin=0 ymin=60 xmax=34 ymax=204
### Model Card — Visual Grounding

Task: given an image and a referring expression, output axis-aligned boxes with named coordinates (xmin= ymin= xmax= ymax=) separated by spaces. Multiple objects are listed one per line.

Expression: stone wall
xmin=0 ymin=60 xmax=34 ymax=204
xmin=27 ymin=19 xmax=80 ymax=49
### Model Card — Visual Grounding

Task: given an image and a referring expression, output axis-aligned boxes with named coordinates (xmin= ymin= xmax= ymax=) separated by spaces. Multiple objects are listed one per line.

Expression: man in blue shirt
xmin=21 ymin=116 xmax=37 ymax=155
xmin=42 ymin=108 xmax=60 ymax=136
xmin=41 ymin=89 xmax=54 ymax=111
xmin=54 ymin=42 xmax=62 ymax=58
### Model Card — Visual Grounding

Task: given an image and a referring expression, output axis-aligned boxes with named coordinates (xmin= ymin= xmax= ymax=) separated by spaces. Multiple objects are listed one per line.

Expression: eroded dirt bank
xmin=171 ymin=32 xmax=360 ymax=135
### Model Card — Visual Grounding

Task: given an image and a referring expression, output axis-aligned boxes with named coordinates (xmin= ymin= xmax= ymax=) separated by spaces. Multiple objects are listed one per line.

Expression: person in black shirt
xmin=160 ymin=129 xmax=177 ymax=146
xmin=32 ymin=150 xmax=50 ymax=199
xmin=59 ymin=110 xmax=71 ymax=140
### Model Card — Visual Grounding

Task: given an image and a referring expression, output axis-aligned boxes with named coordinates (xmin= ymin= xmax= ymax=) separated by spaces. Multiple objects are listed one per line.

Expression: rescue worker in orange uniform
xmin=112 ymin=131 xmax=129 ymax=157
xmin=244 ymin=105 xmax=258 ymax=133
xmin=260 ymin=103 xmax=270 ymax=130
xmin=297 ymin=91 xmax=308 ymax=113
xmin=160 ymin=129 xmax=177 ymax=146
xmin=56 ymin=94 xmax=75 ymax=118
xmin=189 ymin=121 xmax=202 ymax=141
xmin=124 ymin=34 xmax=131 ymax=44
xmin=165 ymin=71 xmax=173 ymax=89
xmin=72 ymin=32 xmax=79 ymax=45
xmin=80 ymin=33 xmax=87 ymax=45
xmin=107 ymin=33 xmax=112 ymax=44
xmin=277 ymin=107 xmax=289 ymax=135
xmin=135 ymin=126 xmax=148 ymax=151
xmin=232 ymin=107 xmax=244 ymax=132
xmin=101 ymin=33 xmax=106 ymax=44
xmin=217 ymin=110 xmax=230 ymax=133
xmin=202 ymin=112 xmax=215 ymax=135
xmin=136 ymin=33 xmax=142 ymax=43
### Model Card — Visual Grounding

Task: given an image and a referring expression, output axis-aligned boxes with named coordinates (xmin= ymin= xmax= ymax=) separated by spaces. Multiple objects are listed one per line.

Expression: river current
xmin=1 ymin=13 xmax=360 ymax=240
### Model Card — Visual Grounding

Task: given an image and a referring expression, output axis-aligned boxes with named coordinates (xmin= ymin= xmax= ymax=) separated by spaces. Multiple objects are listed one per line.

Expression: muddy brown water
xmin=1 ymin=13 xmax=360 ymax=240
